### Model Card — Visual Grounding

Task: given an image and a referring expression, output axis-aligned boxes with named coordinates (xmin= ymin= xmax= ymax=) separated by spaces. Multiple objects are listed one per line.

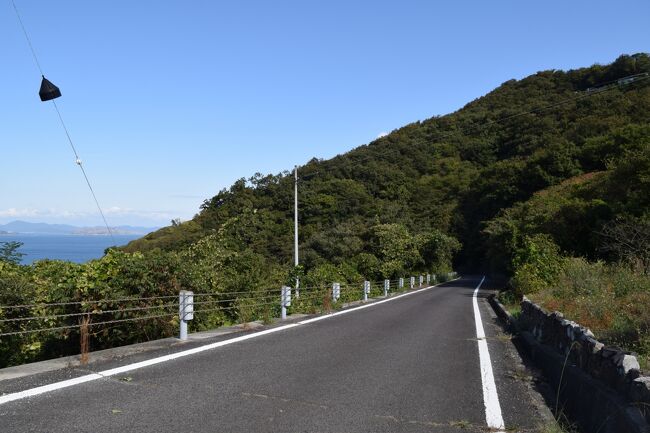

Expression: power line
xmin=10 ymin=0 xmax=43 ymax=76
xmin=10 ymin=0 xmax=115 ymax=243
xmin=52 ymin=101 xmax=115 ymax=243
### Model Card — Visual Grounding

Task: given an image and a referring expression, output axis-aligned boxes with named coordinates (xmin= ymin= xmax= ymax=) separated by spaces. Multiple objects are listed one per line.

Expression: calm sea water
xmin=0 ymin=234 xmax=141 ymax=264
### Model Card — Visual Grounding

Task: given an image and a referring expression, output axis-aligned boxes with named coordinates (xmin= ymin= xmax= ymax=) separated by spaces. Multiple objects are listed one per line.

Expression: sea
xmin=0 ymin=234 xmax=141 ymax=265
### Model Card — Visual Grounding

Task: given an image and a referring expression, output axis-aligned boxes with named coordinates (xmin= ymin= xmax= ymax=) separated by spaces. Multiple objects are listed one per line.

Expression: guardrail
xmin=0 ymin=272 xmax=458 ymax=364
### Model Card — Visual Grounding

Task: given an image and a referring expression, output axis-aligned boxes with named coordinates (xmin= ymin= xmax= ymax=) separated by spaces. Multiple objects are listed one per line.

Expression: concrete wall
xmin=518 ymin=297 xmax=650 ymax=432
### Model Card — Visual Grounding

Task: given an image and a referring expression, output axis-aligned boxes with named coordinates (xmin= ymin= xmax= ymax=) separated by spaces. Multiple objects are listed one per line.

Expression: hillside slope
xmin=125 ymin=53 xmax=650 ymax=275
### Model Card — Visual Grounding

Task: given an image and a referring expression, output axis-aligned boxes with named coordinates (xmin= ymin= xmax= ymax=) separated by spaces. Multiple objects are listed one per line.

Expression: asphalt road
xmin=0 ymin=277 xmax=549 ymax=432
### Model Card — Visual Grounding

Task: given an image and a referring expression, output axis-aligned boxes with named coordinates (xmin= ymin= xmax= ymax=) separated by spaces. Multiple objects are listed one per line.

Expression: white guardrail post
xmin=384 ymin=279 xmax=389 ymax=297
xmin=399 ymin=278 xmax=404 ymax=290
xmin=332 ymin=282 xmax=340 ymax=302
xmin=419 ymin=275 xmax=423 ymax=287
xmin=426 ymin=274 xmax=430 ymax=285
xmin=363 ymin=281 xmax=370 ymax=301
xmin=179 ymin=290 xmax=194 ymax=340
xmin=410 ymin=276 xmax=415 ymax=289
xmin=281 ymin=285 xmax=291 ymax=319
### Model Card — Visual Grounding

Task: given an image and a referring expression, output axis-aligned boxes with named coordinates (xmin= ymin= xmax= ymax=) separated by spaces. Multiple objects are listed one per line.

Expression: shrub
xmin=511 ymin=234 xmax=565 ymax=296
xmin=554 ymin=258 xmax=608 ymax=297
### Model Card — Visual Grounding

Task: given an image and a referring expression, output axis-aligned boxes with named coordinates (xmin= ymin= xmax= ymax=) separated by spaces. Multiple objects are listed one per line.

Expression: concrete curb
xmin=487 ymin=293 xmax=518 ymax=333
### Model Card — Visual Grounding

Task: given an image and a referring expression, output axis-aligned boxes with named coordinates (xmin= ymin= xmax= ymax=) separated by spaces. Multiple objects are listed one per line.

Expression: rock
xmin=629 ymin=376 xmax=650 ymax=426
xmin=626 ymin=368 xmax=642 ymax=381
xmin=592 ymin=340 xmax=604 ymax=354
xmin=601 ymin=347 xmax=622 ymax=359
xmin=630 ymin=377 xmax=650 ymax=401
xmin=619 ymin=355 xmax=640 ymax=376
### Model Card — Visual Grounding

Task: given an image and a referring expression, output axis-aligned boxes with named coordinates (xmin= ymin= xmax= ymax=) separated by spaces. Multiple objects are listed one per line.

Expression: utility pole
xmin=294 ymin=165 xmax=300 ymax=297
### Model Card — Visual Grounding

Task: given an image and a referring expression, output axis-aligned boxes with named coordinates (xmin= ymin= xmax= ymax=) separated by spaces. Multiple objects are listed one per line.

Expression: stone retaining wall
xmin=520 ymin=297 xmax=650 ymax=427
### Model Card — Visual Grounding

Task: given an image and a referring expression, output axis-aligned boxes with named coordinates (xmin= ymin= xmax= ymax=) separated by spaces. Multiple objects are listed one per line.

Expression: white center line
xmin=473 ymin=276 xmax=505 ymax=432
xmin=0 ymin=278 xmax=459 ymax=406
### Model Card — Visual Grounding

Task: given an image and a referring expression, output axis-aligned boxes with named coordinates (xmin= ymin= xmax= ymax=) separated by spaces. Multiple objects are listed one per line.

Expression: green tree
xmin=0 ymin=241 xmax=24 ymax=265
xmin=418 ymin=230 xmax=461 ymax=274
xmin=369 ymin=224 xmax=422 ymax=279
xmin=511 ymin=234 xmax=565 ymax=296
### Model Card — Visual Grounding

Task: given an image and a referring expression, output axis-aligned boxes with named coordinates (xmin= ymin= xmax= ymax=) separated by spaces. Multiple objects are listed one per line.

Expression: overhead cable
xmin=10 ymin=0 xmax=115 ymax=243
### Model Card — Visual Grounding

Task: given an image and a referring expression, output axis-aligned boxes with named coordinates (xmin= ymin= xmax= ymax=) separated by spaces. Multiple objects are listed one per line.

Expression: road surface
xmin=0 ymin=276 xmax=549 ymax=432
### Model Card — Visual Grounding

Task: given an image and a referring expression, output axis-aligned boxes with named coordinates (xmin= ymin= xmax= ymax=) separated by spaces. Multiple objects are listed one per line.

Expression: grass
xmin=536 ymin=421 xmax=574 ymax=433
xmin=506 ymin=368 xmax=532 ymax=382
xmin=641 ymin=353 xmax=649 ymax=371
xmin=528 ymin=260 xmax=650 ymax=373
xmin=448 ymin=420 xmax=470 ymax=429
xmin=498 ymin=290 xmax=522 ymax=318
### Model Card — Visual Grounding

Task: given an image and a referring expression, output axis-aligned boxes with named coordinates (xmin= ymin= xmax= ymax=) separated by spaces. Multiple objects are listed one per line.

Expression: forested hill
xmin=125 ymin=53 xmax=650 ymax=277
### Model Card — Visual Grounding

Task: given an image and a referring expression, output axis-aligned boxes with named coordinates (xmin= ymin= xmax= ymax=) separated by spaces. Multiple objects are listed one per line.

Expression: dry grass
xmin=529 ymin=260 xmax=650 ymax=372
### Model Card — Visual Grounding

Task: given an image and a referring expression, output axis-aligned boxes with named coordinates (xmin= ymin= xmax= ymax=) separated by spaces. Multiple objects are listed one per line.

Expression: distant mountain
xmin=0 ymin=221 xmax=75 ymax=234
xmin=73 ymin=226 xmax=158 ymax=235
xmin=0 ymin=221 xmax=158 ymax=236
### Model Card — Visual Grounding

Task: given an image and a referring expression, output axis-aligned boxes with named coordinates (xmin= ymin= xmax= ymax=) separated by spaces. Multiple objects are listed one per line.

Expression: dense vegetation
xmin=128 ymin=53 xmax=650 ymax=273
xmin=1 ymin=53 xmax=649 ymax=367
xmin=491 ymin=142 xmax=650 ymax=369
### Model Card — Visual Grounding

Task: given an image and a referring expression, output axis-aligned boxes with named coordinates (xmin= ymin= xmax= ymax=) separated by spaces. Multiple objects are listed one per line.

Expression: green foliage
xmin=511 ymin=235 xmax=565 ymax=297
xmin=302 ymin=263 xmax=345 ymax=288
xmin=550 ymin=258 xmax=609 ymax=298
xmin=0 ymin=241 xmax=25 ymax=265
xmin=0 ymin=235 xmax=286 ymax=367
xmin=351 ymin=253 xmax=381 ymax=281
xmin=369 ymin=223 xmax=422 ymax=279
xmin=580 ymin=124 xmax=650 ymax=171
xmin=286 ymin=264 xmax=304 ymax=288
xmin=418 ymin=230 xmax=462 ymax=274
xmin=122 ymin=54 xmax=650 ymax=277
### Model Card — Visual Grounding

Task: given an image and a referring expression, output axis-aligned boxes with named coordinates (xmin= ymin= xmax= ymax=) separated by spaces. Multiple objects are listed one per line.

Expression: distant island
xmin=0 ymin=221 xmax=158 ymax=236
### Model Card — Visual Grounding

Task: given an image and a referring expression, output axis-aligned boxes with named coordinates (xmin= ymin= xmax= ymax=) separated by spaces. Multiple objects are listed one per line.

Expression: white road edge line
xmin=0 ymin=278 xmax=460 ymax=406
xmin=473 ymin=276 xmax=506 ymax=432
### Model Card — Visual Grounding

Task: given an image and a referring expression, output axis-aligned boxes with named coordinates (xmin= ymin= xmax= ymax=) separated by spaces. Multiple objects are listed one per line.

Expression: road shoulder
xmin=478 ymin=285 xmax=557 ymax=432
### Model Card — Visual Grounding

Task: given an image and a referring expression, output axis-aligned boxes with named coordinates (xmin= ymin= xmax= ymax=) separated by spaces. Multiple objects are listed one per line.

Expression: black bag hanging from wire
xmin=39 ymin=75 xmax=62 ymax=101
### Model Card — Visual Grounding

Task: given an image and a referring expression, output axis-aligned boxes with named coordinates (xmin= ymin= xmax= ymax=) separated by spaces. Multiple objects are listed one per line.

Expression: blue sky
xmin=2 ymin=0 xmax=648 ymax=227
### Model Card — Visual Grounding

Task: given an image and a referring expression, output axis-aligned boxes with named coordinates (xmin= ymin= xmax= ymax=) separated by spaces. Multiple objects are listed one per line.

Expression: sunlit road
xmin=0 ymin=277 xmax=546 ymax=432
